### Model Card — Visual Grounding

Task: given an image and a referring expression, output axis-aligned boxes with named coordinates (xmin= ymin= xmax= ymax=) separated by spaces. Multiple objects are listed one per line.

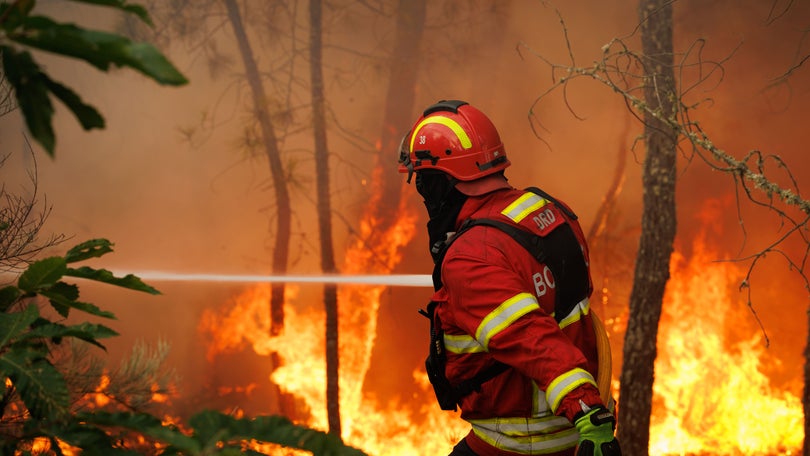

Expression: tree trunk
xmin=617 ymin=1 xmax=677 ymax=454
xmin=308 ymin=0 xmax=341 ymax=438
xmin=373 ymin=0 xmax=427 ymax=227
xmin=223 ymin=0 xmax=291 ymax=338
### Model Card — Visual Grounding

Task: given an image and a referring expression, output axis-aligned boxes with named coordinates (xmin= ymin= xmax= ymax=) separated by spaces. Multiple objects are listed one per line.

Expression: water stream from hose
xmin=108 ymin=270 xmax=433 ymax=287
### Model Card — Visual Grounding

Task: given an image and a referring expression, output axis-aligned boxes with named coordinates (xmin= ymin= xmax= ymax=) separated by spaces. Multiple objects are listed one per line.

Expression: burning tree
xmin=524 ymin=1 xmax=810 ymax=453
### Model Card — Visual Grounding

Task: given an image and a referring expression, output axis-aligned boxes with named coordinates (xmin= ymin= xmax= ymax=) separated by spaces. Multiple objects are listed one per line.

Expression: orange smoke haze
xmin=2 ymin=0 xmax=809 ymax=454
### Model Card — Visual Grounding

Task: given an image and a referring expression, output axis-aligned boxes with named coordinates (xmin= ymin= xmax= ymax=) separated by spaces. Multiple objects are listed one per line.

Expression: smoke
xmin=2 ymin=0 xmax=809 ymax=436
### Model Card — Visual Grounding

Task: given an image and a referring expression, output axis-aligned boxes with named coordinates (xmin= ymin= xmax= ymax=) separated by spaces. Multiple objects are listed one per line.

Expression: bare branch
xmin=526 ymin=10 xmax=810 ymax=339
xmin=0 ymin=139 xmax=68 ymax=275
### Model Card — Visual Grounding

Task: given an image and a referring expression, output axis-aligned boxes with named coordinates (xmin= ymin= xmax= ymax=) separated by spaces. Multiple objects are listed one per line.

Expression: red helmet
xmin=398 ymin=100 xmax=510 ymax=184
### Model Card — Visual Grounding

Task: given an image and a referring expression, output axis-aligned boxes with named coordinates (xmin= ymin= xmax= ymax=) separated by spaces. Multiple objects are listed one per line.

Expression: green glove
xmin=574 ymin=405 xmax=622 ymax=456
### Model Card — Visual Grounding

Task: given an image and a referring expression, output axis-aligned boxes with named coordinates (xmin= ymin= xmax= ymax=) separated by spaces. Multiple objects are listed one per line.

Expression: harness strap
xmin=426 ymin=187 xmax=590 ymax=404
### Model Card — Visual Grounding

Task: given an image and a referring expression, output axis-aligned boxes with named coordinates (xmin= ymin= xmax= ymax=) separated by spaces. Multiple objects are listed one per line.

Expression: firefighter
xmin=398 ymin=100 xmax=621 ymax=456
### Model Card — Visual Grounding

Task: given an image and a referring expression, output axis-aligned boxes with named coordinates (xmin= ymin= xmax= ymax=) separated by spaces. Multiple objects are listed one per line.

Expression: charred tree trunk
xmin=223 ymin=0 xmax=291 ymax=337
xmin=617 ymin=1 xmax=677 ymax=454
xmin=308 ymin=0 xmax=340 ymax=438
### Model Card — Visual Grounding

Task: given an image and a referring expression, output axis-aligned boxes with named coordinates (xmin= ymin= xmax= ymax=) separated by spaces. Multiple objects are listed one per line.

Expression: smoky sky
xmin=2 ymin=0 xmax=809 ymax=421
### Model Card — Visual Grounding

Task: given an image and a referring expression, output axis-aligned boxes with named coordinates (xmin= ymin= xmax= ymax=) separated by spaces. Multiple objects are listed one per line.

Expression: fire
xmin=93 ymin=373 xmax=111 ymax=407
xmin=195 ymin=188 xmax=806 ymax=455
xmin=200 ymin=182 xmax=473 ymax=454
xmin=649 ymin=231 xmax=804 ymax=454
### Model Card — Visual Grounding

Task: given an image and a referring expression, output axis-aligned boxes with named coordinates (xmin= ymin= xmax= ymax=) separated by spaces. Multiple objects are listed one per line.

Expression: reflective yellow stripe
xmin=502 ymin=192 xmax=548 ymax=223
xmin=475 ymin=292 xmax=539 ymax=350
xmin=444 ymin=333 xmax=485 ymax=354
xmin=410 ymin=116 xmax=472 ymax=152
xmin=546 ymin=368 xmax=597 ymax=414
xmin=557 ymin=297 xmax=590 ymax=330
xmin=469 ymin=416 xmax=578 ymax=454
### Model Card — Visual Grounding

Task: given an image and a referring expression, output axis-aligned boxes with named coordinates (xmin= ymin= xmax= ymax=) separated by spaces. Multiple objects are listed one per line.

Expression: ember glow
xmin=649 ymin=232 xmax=804 ymax=454
xmin=199 ymin=283 xmax=468 ymax=455
xmin=199 ymin=186 xmax=471 ymax=454
xmin=197 ymin=209 xmax=806 ymax=454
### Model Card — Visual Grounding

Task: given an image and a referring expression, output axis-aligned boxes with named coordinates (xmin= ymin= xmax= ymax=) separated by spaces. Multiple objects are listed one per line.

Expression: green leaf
xmin=0 ymin=349 xmax=70 ymax=420
xmin=66 ymin=0 xmax=153 ymax=26
xmin=41 ymin=281 xmax=78 ymax=318
xmin=22 ymin=321 xmax=118 ymax=349
xmin=66 ymin=267 xmax=160 ymax=295
xmin=1 ymin=46 xmax=57 ymax=155
xmin=65 ymin=239 xmax=114 ymax=263
xmin=63 ymin=300 xmax=117 ymax=319
xmin=18 ymin=257 xmax=66 ymax=293
xmin=0 ymin=46 xmax=105 ymax=155
xmin=43 ymin=77 xmax=105 ymax=130
xmin=49 ymin=281 xmax=80 ymax=301
xmin=12 ymin=16 xmax=188 ymax=86
xmin=39 ymin=288 xmax=117 ymax=319
xmin=0 ymin=303 xmax=39 ymax=348
xmin=0 ymin=286 xmax=22 ymax=312
xmin=0 ymin=0 xmax=36 ymax=31
xmin=124 ymin=41 xmax=188 ymax=85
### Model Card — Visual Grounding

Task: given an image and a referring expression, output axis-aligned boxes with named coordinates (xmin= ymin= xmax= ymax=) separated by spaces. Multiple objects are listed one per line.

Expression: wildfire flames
xmin=649 ymin=230 xmax=804 ymax=454
xmin=199 ymin=189 xmax=470 ymax=454
xmin=198 ymin=199 xmax=804 ymax=455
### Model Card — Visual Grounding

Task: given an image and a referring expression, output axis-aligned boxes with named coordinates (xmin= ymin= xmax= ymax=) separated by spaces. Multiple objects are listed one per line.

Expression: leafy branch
xmin=0 ymin=0 xmax=189 ymax=156
xmin=0 ymin=238 xmax=367 ymax=455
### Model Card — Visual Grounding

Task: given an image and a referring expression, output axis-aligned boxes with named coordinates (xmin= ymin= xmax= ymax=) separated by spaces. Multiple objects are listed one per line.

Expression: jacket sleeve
xmin=441 ymin=227 xmax=604 ymax=422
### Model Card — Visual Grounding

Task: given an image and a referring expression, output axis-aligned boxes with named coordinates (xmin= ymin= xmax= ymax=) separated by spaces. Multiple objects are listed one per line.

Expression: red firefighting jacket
xmin=432 ymin=187 xmax=604 ymax=456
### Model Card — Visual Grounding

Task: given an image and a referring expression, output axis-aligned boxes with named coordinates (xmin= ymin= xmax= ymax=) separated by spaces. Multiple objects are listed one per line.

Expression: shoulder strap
xmin=425 ymin=187 xmax=590 ymax=402
xmin=525 ymin=186 xmax=578 ymax=220
xmin=435 ymin=187 xmax=590 ymax=322
xmin=457 ymin=218 xmax=548 ymax=264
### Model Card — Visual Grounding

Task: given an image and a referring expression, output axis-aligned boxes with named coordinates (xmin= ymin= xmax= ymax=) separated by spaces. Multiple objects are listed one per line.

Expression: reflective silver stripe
xmin=502 ymin=192 xmax=548 ymax=223
xmin=469 ymin=416 xmax=578 ymax=454
xmin=557 ymin=297 xmax=590 ymax=330
xmin=444 ymin=333 xmax=485 ymax=354
xmin=475 ymin=292 xmax=539 ymax=350
xmin=546 ymin=368 xmax=597 ymax=414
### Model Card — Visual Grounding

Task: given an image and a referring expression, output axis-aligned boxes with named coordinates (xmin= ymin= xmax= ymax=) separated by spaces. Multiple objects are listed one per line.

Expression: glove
xmin=574 ymin=405 xmax=622 ymax=456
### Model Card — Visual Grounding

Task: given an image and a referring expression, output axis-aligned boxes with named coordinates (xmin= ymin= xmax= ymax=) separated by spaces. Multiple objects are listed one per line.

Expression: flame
xmin=199 ymin=179 xmax=474 ymax=454
xmin=93 ymin=373 xmax=111 ymax=407
xmin=151 ymin=382 xmax=171 ymax=403
xmin=649 ymin=231 xmax=804 ymax=454
xmin=197 ymin=189 xmax=804 ymax=454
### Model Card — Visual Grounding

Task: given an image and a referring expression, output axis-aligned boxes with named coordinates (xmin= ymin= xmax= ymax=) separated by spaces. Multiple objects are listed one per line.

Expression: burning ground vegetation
xmin=14 ymin=209 xmax=803 ymax=455
xmin=191 ymin=234 xmax=805 ymax=454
